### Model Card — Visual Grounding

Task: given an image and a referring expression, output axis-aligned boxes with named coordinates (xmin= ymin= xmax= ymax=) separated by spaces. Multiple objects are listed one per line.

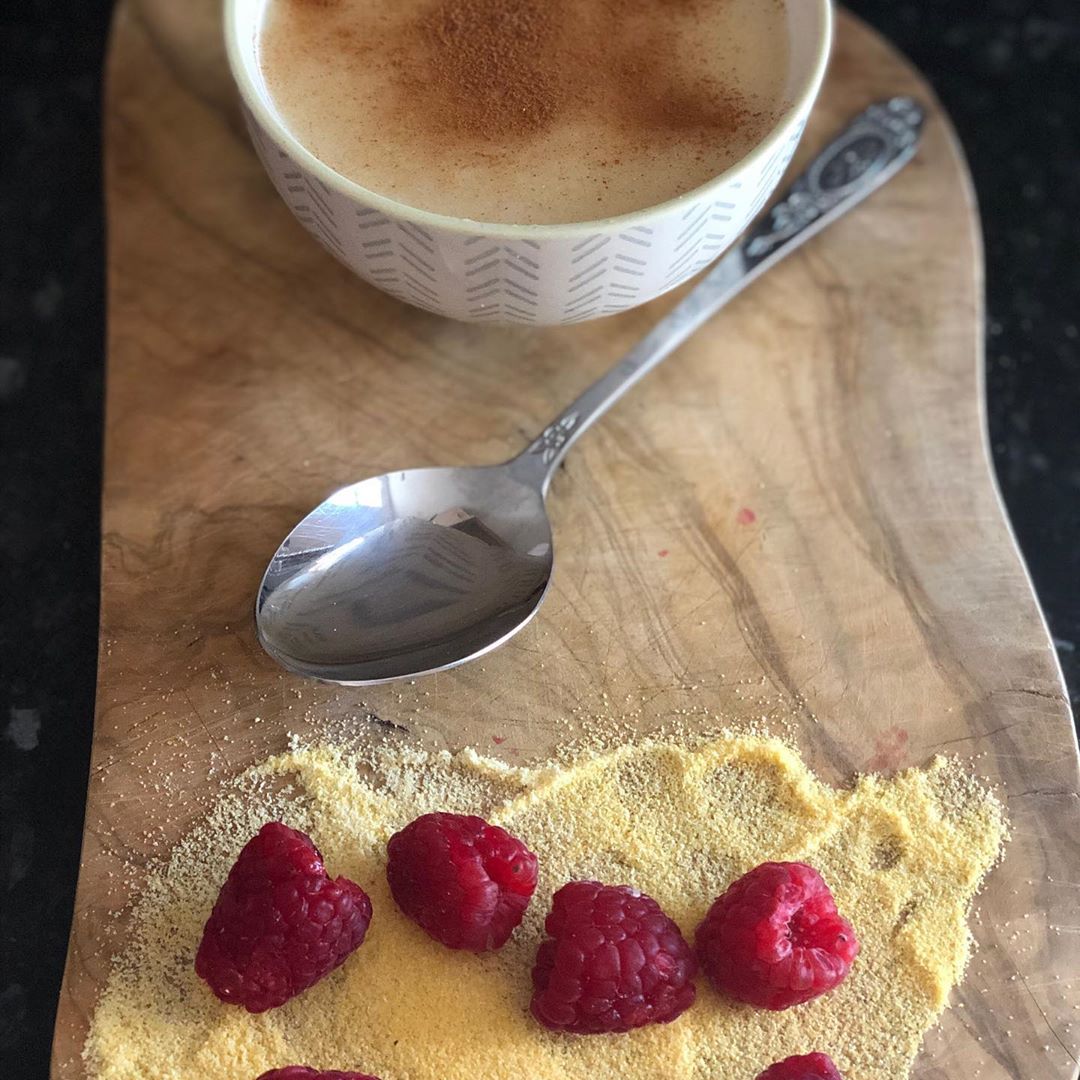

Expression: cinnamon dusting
xmin=418 ymin=0 xmax=564 ymax=139
xmin=258 ymin=0 xmax=791 ymax=223
xmin=345 ymin=0 xmax=771 ymax=149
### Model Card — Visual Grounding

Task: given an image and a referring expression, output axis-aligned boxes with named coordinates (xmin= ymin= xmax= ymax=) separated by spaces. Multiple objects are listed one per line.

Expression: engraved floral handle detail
xmin=509 ymin=100 xmax=926 ymax=493
xmin=529 ymin=413 xmax=580 ymax=465
xmin=744 ymin=97 xmax=925 ymax=262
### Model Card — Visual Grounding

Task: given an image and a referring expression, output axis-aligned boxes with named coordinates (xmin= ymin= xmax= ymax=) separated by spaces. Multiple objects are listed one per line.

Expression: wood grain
xmin=52 ymin=4 xmax=1080 ymax=1078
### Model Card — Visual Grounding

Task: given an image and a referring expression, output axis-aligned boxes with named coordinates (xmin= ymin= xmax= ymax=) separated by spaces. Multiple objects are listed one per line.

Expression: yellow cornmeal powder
xmin=85 ymin=734 xmax=1006 ymax=1080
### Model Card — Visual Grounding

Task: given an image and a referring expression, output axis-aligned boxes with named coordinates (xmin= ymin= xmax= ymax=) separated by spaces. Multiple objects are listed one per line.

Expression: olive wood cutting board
xmin=52 ymin=3 xmax=1080 ymax=1077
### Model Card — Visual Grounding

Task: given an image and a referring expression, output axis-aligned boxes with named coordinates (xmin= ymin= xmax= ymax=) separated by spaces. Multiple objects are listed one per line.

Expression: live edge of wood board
xmin=51 ymin=4 xmax=1080 ymax=1079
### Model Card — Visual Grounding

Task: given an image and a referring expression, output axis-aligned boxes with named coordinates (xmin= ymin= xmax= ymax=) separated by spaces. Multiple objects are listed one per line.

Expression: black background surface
xmin=1 ymin=2 xmax=1077 ymax=1076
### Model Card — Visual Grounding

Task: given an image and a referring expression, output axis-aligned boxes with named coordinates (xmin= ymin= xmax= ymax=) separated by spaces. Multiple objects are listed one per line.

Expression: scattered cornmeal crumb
xmin=85 ymin=733 xmax=1007 ymax=1080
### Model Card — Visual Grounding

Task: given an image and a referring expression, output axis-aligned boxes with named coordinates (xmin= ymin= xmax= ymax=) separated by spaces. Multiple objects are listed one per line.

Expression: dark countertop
xmin=1 ymin=2 xmax=1077 ymax=1076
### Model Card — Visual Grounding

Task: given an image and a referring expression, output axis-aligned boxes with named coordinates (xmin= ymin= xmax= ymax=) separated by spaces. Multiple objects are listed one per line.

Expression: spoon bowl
xmin=256 ymin=465 xmax=553 ymax=683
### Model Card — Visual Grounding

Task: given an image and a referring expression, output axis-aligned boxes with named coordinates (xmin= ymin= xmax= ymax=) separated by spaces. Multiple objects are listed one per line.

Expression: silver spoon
xmin=256 ymin=99 xmax=924 ymax=685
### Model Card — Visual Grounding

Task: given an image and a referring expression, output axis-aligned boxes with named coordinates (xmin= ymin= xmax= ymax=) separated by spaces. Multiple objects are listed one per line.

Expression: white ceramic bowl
xmin=226 ymin=0 xmax=832 ymax=325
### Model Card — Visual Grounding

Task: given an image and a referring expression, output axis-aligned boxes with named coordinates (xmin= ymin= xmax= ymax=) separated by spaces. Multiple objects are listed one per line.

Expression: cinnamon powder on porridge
xmin=383 ymin=0 xmax=764 ymax=147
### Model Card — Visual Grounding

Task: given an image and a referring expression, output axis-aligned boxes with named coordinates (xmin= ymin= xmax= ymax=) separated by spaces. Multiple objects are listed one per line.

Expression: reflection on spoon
xmin=262 ymin=512 xmax=550 ymax=670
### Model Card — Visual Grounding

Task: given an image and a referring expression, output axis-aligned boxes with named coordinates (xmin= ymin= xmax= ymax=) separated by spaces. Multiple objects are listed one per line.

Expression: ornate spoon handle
xmin=510 ymin=98 xmax=926 ymax=492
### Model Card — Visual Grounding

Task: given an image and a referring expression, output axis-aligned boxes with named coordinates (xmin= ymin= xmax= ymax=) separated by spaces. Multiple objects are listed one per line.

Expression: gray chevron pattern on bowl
xmin=244 ymin=103 xmax=811 ymax=325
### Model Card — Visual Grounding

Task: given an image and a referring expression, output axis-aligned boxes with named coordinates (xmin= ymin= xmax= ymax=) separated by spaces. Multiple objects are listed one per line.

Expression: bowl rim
xmin=224 ymin=0 xmax=833 ymax=239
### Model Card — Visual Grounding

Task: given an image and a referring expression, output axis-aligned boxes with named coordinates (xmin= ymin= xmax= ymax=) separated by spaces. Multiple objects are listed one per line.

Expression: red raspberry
xmin=755 ymin=1052 xmax=844 ymax=1079
xmin=256 ymin=1071 xmax=380 ymax=1080
xmin=386 ymin=812 xmax=537 ymax=951
xmin=695 ymin=862 xmax=858 ymax=1011
xmin=195 ymin=822 xmax=372 ymax=1013
xmin=530 ymin=880 xmax=697 ymax=1034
